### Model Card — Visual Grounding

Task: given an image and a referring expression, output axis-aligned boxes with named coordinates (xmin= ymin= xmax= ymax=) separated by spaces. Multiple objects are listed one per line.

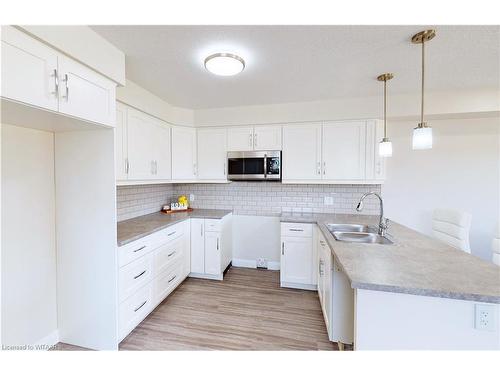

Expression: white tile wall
xmin=117 ymin=184 xmax=174 ymax=221
xmin=117 ymin=182 xmax=382 ymax=221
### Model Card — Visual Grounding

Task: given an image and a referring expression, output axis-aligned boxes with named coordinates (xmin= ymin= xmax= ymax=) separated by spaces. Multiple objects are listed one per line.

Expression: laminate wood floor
xmin=55 ymin=267 xmax=339 ymax=351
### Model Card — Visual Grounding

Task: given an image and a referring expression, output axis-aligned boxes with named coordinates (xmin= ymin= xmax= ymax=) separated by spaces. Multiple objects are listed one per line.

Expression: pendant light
xmin=377 ymin=73 xmax=394 ymax=157
xmin=411 ymin=29 xmax=436 ymax=150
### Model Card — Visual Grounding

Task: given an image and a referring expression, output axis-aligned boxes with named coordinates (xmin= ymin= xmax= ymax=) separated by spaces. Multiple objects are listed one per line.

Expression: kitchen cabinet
xmin=115 ymin=102 xmax=128 ymax=180
xmin=282 ymin=123 xmax=322 ymax=181
xmin=228 ymin=125 xmax=282 ymax=151
xmin=365 ymin=120 xmax=386 ymax=181
xmin=172 ymin=126 xmax=197 ymax=180
xmin=280 ymin=222 xmax=316 ymax=290
xmin=1 ymin=26 xmax=116 ymax=127
xmin=317 ymin=229 xmax=332 ymax=338
xmin=190 ymin=215 xmax=232 ymax=280
xmin=197 ymin=128 xmax=227 ymax=180
xmin=322 ymin=121 xmax=366 ymax=180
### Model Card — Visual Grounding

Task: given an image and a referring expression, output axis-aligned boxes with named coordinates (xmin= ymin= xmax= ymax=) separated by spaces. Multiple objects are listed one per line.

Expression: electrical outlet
xmin=189 ymin=194 xmax=195 ymax=202
xmin=475 ymin=304 xmax=497 ymax=331
xmin=324 ymin=196 xmax=334 ymax=206
xmin=257 ymin=258 xmax=268 ymax=269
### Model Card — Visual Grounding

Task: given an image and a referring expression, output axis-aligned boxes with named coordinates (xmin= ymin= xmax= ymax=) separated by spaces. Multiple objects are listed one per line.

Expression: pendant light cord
xmin=384 ymin=79 xmax=387 ymax=138
xmin=421 ymin=40 xmax=425 ymax=125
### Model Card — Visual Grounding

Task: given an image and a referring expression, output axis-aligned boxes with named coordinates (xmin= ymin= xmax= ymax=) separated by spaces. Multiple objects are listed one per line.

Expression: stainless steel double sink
xmin=327 ymin=223 xmax=393 ymax=245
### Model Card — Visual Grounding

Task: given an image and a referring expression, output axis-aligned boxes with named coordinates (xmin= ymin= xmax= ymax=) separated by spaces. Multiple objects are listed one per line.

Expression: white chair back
xmin=492 ymin=223 xmax=500 ymax=266
xmin=432 ymin=209 xmax=472 ymax=253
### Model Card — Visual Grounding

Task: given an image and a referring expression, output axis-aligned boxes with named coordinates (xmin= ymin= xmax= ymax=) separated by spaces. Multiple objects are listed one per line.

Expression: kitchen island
xmin=281 ymin=213 xmax=500 ymax=350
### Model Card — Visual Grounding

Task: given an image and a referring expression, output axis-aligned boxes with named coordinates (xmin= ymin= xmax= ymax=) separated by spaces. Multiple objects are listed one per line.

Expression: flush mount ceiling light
xmin=204 ymin=53 xmax=245 ymax=76
xmin=411 ymin=29 xmax=436 ymax=150
xmin=377 ymin=73 xmax=394 ymax=157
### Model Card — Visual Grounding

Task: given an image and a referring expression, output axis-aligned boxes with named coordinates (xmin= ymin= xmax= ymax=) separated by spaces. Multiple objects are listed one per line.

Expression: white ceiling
xmin=92 ymin=25 xmax=500 ymax=109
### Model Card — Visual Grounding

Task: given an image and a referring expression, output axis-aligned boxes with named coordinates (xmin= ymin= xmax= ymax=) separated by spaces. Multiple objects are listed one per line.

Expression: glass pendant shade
xmin=379 ymin=138 xmax=393 ymax=157
xmin=412 ymin=125 xmax=433 ymax=150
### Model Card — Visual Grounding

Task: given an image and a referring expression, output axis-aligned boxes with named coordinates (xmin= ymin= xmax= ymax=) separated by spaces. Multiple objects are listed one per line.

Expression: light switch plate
xmin=474 ymin=304 xmax=497 ymax=331
xmin=189 ymin=194 xmax=195 ymax=202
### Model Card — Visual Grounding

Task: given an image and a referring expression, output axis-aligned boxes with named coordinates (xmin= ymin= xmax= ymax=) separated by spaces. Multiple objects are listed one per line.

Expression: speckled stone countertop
xmin=117 ymin=209 xmax=232 ymax=246
xmin=281 ymin=213 xmax=500 ymax=303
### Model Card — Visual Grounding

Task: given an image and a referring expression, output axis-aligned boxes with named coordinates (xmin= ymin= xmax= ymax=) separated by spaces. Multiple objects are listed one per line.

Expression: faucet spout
xmin=356 ymin=192 xmax=388 ymax=236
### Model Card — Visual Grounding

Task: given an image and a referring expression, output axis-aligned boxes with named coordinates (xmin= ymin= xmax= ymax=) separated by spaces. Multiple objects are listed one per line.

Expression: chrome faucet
xmin=356 ymin=192 xmax=389 ymax=236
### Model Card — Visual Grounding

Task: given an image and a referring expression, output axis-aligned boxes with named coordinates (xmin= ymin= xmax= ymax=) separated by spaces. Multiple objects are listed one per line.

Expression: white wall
xmin=383 ymin=117 xmax=500 ymax=261
xmin=1 ymin=124 xmax=57 ymax=346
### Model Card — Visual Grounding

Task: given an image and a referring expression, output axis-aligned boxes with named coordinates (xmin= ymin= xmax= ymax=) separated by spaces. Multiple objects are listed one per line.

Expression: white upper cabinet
xmin=322 ymin=121 xmax=366 ymax=180
xmin=228 ymin=125 xmax=282 ymax=151
xmin=365 ymin=120 xmax=386 ymax=181
xmin=1 ymin=26 xmax=116 ymax=127
xmin=150 ymin=120 xmax=172 ymax=180
xmin=172 ymin=127 xmax=197 ymax=180
xmin=126 ymin=108 xmax=156 ymax=180
xmin=115 ymin=103 xmax=128 ymax=180
xmin=197 ymin=128 xmax=227 ymax=180
xmin=57 ymin=55 xmax=116 ymax=126
xmin=253 ymin=125 xmax=282 ymax=150
xmin=1 ymin=26 xmax=59 ymax=111
xmin=282 ymin=123 xmax=322 ymax=180
xmin=227 ymin=126 xmax=254 ymax=151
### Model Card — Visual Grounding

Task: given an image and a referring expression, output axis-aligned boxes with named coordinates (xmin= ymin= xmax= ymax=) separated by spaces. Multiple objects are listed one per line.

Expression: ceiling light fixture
xmin=411 ymin=29 xmax=436 ymax=150
xmin=204 ymin=53 xmax=245 ymax=76
xmin=377 ymin=72 xmax=394 ymax=157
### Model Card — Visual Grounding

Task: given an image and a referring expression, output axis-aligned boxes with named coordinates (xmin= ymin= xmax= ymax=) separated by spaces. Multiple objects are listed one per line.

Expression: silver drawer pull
xmin=133 ymin=270 xmax=146 ymax=280
xmin=134 ymin=300 xmax=147 ymax=312
xmin=167 ymin=231 xmax=176 ymax=237
xmin=167 ymin=251 xmax=176 ymax=257
xmin=320 ymin=240 xmax=326 ymax=246
xmin=289 ymin=228 xmax=304 ymax=232
xmin=133 ymin=245 xmax=146 ymax=253
xmin=168 ymin=275 xmax=177 ymax=283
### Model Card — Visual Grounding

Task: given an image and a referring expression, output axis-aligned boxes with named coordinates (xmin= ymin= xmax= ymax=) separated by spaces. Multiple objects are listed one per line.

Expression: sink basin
xmin=332 ymin=231 xmax=394 ymax=245
xmin=327 ymin=223 xmax=376 ymax=233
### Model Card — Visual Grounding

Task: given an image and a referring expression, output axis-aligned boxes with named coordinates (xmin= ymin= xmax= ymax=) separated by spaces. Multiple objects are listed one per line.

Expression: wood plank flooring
xmin=55 ymin=267 xmax=339 ymax=351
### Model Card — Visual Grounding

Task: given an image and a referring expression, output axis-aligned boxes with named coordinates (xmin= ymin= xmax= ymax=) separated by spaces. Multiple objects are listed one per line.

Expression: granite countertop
xmin=117 ymin=209 xmax=232 ymax=246
xmin=281 ymin=213 xmax=500 ymax=304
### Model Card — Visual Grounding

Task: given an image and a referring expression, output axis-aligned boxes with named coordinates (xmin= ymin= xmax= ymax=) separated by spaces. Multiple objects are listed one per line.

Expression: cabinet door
xmin=281 ymin=237 xmax=313 ymax=284
xmin=365 ymin=120 xmax=386 ymax=181
xmin=197 ymin=128 xmax=227 ymax=180
xmin=190 ymin=219 xmax=205 ymax=274
xmin=1 ymin=26 xmax=59 ymax=111
xmin=127 ymin=108 xmax=155 ymax=180
xmin=115 ymin=102 xmax=128 ymax=180
xmin=253 ymin=125 xmax=282 ymax=150
xmin=322 ymin=121 xmax=366 ymax=180
xmin=227 ymin=127 xmax=254 ymax=151
xmin=151 ymin=120 xmax=171 ymax=180
xmin=172 ymin=127 xmax=197 ymax=180
xmin=282 ymin=123 xmax=322 ymax=180
xmin=322 ymin=243 xmax=332 ymax=336
xmin=58 ymin=55 xmax=116 ymax=126
xmin=204 ymin=231 xmax=221 ymax=276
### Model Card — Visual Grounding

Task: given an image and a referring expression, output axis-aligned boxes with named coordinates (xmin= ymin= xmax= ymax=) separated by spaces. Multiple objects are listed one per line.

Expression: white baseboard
xmin=232 ymin=258 xmax=280 ymax=271
xmin=33 ymin=329 xmax=59 ymax=350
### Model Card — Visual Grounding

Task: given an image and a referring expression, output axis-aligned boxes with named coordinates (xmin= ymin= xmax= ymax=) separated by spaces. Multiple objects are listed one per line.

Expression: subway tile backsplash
xmin=117 ymin=182 xmax=381 ymax=221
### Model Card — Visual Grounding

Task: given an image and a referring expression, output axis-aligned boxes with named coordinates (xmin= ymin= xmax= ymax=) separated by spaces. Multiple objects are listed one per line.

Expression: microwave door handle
xmin=264 ymin=154 xmax=267 ymax=179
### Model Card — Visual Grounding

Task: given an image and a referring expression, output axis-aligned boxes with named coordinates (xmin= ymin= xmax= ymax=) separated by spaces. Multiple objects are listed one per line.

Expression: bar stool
xmin=432 ymin=209 xmax=472 ymax=253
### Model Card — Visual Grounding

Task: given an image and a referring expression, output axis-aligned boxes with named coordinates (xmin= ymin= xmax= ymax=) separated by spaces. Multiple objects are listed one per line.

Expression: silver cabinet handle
xmin=200 ymin=223 xmax=203 ymax=237
xmin=319 ymin=260 xmax=324 ymax=276
xmin=216 ymin=237 xmax=219 ymax=250
xmin=168 ymin=275 xmax=177 ymax=283
xmin=154 ymin=161 xmax=158 ymax=175
xmin=320 ymin=240 xmax=326 ymax=246
xmin=133 ymin=270 xmax=146 ymax=280
xmin=61 ymin=73 xmax=69 ymax=101
xmin=281 ymin=242 xmax=285 ymax=255
xmin=254 ymin=133 xmax=257 ymax=148
xmin=289 ymin=228 xmax=304 ymax=232
xmin=125 ymin=158 xmax=130 ymax=174
xmin=167 ymin=231 xmax=176 ymax=237
xmin=223 ymin=162 xmax=226 ymax=176
xmin=317 ymin=162 xmax=321 ymax=175
xmin=323 ymin=161 xmax=326 ymax=175
xmin=133 ymin=245 xmax=146 ymax=253
xmin=318 ymin=261 xmax=322 ymax=276
xmin=249 ymin=133 xmax=253 ymax=147
xmin=193 ymin=163 xmax=197 ymax=176
xmin=51 ymin=69 xmax=59 ymax=96
xmin=134 ymin=300 xmax=147 ymax=312
xmin=167 ymin=251 xmax=176 ymax=258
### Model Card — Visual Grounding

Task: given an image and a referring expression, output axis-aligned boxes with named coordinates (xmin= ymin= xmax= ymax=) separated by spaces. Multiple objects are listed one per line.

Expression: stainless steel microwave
xmin=227 ymin=151 xmax=281 ymax=181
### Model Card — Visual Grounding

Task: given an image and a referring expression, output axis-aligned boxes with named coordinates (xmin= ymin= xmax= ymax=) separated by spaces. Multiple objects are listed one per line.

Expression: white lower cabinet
xmin=190 ymin=215 xmax=232 ymax=280
xmin=117 ymin=220 xmax=190 ymax=342
xmin=316 ymin=226 xmax=354 ymax=345
xmin=280 ymin=223 xmax=317 ymax=290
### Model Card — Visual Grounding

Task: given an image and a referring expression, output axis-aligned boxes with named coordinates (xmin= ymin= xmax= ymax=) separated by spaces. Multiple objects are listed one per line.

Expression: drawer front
xmin=154 ymin=237 xmax=184 ymax=276
xmin=154 ymin=259 xmax=184 ymax=304
xmin=119 ymin=252 xmax=154 ymax=302
xmin=204 ymin=219 xmax=221 ymax=232
xmin=119 ymin=282 xmax=154 ymax=342
xmin=281 ymin=222 xmax=313 ymax=237
xmin=157 ymin=222 xmax=184 ymax=242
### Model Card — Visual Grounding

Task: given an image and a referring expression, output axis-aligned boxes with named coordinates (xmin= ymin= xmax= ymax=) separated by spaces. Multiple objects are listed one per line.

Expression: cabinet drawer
xmin=118 ymin=282 xmax=154 ymax=342
xmin=154 ymin=259 xmax=184 ymax=304
xmin=204 ymin=219 xmax=221 ymax=232
xmin=281 ymin=222 xmax=313 ymax=237
xmin=119 ymin=252 xmax=154 ymax=302
xmin=157 ymin=222 xmax=184 ymax=242
xmin=119 ymin=236 xmax=157 ymax=268
xmin=154 ymin=237 xmax=184 ymax=276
